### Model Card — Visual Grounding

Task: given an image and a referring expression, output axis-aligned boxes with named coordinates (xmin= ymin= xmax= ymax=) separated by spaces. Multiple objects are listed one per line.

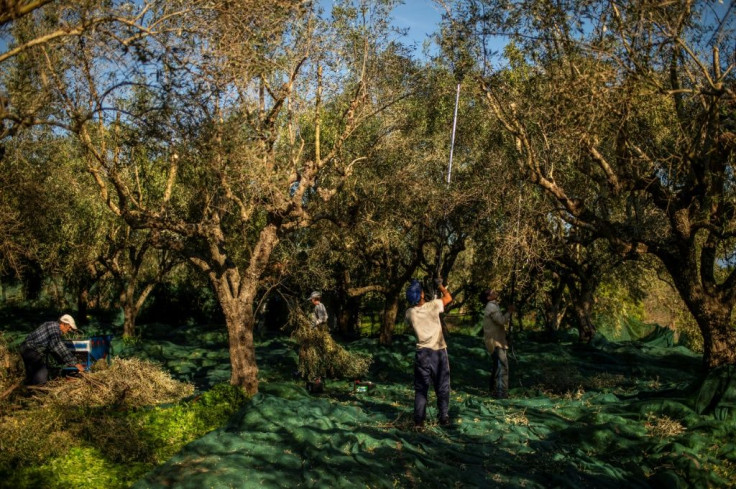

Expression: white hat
xmin=59 ymin=314 xmax=77 ymax=330
xmin=309 ymin=291 xmax=321 ymax=300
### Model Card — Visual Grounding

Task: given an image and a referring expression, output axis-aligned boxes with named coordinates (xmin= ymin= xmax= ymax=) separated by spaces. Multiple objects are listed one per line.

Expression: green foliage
xmin=594 ymin=281 xmax=647 ymax=340
xmin=2 ymin=446 xmax=150 ymax=489
xmin=132 ymin=383 xmax=247 ymax=462
xmin=0 ymin=383 xmax=247 ymax=489
xmin=0 ymin=406 xmax=71 ymax=469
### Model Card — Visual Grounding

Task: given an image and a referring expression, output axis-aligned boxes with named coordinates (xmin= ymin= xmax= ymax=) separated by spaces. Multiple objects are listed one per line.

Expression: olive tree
xmin=9 ymin=0 xmax=411 ymax=393
xmin=451 ymin=0 xmax=736 ymax=369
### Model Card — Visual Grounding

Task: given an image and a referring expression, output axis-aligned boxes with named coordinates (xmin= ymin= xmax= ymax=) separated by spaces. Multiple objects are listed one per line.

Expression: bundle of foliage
xmin=290 ymin=307 xmax=372 ymax=380
xmin=26 ymin=357 xmax=194 ymax=409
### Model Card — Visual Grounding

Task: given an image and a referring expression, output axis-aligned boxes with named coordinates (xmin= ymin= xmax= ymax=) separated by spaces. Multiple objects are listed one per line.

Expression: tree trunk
xmin=218 ymin=288 xmax=258 ymax=394
xmin=573 ymin=300 xmax=596 ymax=343
xmin=336 ymin=295 xmax=361 ymax=338
xmin=207 ymin=222 xmax=279 ymax=395
xmin=121 ymin=282 xmax=156 ymax=338
xmin=544 ymin=279 xmax=567 ymax=333
xmin=570 ymin=285 xmax=596 ymax=343
xmin=77 ymin=288 xmax=89 ymax=325
xmin=122 ymin=301 xmax=137 ymax=338
xmin=121 ymin=281 xmax=136 ymax=338
xmin=701 ymin=312 xmax=736 ymax=368
xmin=667 ymin=271 xmax=736 ymax=368
xmin=379 ymin=290 xmax=401 ymax=346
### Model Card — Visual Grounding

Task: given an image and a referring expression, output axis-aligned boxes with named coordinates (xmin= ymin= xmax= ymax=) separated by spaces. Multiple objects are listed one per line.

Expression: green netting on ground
xmin=129 ymin=327 xmax=736 ymax=488
xmin=696 ymin=364 xmax=736 ymax=420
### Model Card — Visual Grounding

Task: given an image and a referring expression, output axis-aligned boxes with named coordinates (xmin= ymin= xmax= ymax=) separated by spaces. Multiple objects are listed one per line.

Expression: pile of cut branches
xmin=290 ymin=308 xmax=372 ymax=380
xmin=26 ymin=357 xmax=194 ymax=409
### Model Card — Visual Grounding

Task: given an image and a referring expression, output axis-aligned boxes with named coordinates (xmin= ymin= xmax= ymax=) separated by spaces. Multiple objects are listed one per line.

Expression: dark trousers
xmin=20 ymin=347 xmax=49 ymax=385
xmin=414 ymin=348 xmax=451 ymax=424
xmin=490 ymin=347 xmax=509 ymax=398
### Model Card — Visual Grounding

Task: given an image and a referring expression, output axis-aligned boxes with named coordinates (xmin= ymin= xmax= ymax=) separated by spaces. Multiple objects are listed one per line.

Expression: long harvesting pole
xmin=446 ymin=83 xmax=461 ymax=185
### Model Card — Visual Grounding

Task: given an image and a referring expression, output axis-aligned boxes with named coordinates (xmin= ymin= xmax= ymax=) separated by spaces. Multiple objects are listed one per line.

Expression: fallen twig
xmin=0 ymin=380 xmax=22 ymax=401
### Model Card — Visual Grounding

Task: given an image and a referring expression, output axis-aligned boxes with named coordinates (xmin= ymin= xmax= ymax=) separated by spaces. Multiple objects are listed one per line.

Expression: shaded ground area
xmin=122 ymin=325 xmax=735 ymax=488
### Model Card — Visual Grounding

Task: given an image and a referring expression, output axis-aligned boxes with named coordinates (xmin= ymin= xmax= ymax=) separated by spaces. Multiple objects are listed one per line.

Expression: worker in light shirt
xmin=480 ymin=289 xmax=515 ymax=399
xmin=405 ymin=278 xmax=453 ymax=429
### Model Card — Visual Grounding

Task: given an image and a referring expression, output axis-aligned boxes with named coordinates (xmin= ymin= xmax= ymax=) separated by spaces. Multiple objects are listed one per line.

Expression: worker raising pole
xmin=447 ymin=83 xmax=461 ymax=185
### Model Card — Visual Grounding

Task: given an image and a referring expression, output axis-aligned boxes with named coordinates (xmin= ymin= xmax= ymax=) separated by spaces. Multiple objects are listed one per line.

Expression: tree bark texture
xmin=206 ymin=223 xmax=280 ymax=395
xmin=665 ymin=259 xmax=736 ymax=368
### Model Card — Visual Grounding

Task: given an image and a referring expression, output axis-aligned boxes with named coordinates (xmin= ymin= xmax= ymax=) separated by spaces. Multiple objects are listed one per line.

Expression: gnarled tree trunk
xmin=665 ymin=259 xmax=736 ymax=369
xmin=200 ymin=222 xmax=279 ymax=395
xmin=566 ymin=274 xmax=598 ymax=344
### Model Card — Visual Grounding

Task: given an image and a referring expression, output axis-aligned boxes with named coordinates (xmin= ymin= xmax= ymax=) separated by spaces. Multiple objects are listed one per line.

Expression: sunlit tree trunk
xmin=219 ymin=288 xmax=258 ymax=394
xmin=195 ymin=222 xmax=279 ymax=395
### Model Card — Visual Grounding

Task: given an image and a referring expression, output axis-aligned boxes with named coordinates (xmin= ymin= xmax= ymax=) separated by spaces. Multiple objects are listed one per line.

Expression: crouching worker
xmin=19 ymin=314 xmax=84 ymax=385
xmin=405 ymin=278 xmax=453 ymax=428
xmin=480 ymin=290 xmax=515 ymax=399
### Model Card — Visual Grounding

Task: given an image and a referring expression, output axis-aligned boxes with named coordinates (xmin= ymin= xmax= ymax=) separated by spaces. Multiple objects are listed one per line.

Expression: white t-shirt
xmin=405 ymin=299 xmax=447 ymax=350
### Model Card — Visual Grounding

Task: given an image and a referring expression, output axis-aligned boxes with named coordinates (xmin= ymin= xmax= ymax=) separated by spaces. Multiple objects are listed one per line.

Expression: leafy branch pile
xmin=290 ymin=308 xmax=372 ymax=380
xmin=0 ymin=351 xmax=225 ymax=489
xmin=24 ymin=357 xmax=194 ymax=409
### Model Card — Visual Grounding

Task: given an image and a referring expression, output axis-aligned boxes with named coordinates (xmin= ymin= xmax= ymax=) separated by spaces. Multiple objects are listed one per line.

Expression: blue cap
xmin=406 ymin=279 xmax=422 ymax=306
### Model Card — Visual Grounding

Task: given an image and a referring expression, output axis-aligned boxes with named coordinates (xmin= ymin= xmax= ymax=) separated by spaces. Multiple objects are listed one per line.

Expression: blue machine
xmin=64 ymin=334 xmax=113 ymax=370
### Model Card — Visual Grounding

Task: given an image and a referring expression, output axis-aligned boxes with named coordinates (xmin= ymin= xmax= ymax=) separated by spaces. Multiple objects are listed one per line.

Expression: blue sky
xmin=319 ymin=0 xmax=444 ymax=55
xmin=391 ymin=0 xmax=444 ymax=51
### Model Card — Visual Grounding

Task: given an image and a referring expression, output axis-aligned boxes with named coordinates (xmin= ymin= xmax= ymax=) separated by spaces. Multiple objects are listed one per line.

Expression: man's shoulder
xmin=32 ymin=321 xmax=56 ymax=333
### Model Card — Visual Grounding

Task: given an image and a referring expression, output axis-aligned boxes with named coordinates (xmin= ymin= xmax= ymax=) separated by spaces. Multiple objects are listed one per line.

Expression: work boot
xmin=439 ymin=416 xmax=451 ymax=427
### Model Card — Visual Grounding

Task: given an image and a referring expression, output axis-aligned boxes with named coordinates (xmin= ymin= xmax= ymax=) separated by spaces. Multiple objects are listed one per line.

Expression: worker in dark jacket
xmin=19 ymin=314 xmax=84 ymax=385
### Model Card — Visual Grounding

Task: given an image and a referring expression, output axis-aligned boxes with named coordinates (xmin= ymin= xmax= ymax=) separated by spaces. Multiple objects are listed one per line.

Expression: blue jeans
xmin=414 ymin=348 xmax=451 ymax=424
xmin=490 ymin=347 xmax=509 ymax=398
